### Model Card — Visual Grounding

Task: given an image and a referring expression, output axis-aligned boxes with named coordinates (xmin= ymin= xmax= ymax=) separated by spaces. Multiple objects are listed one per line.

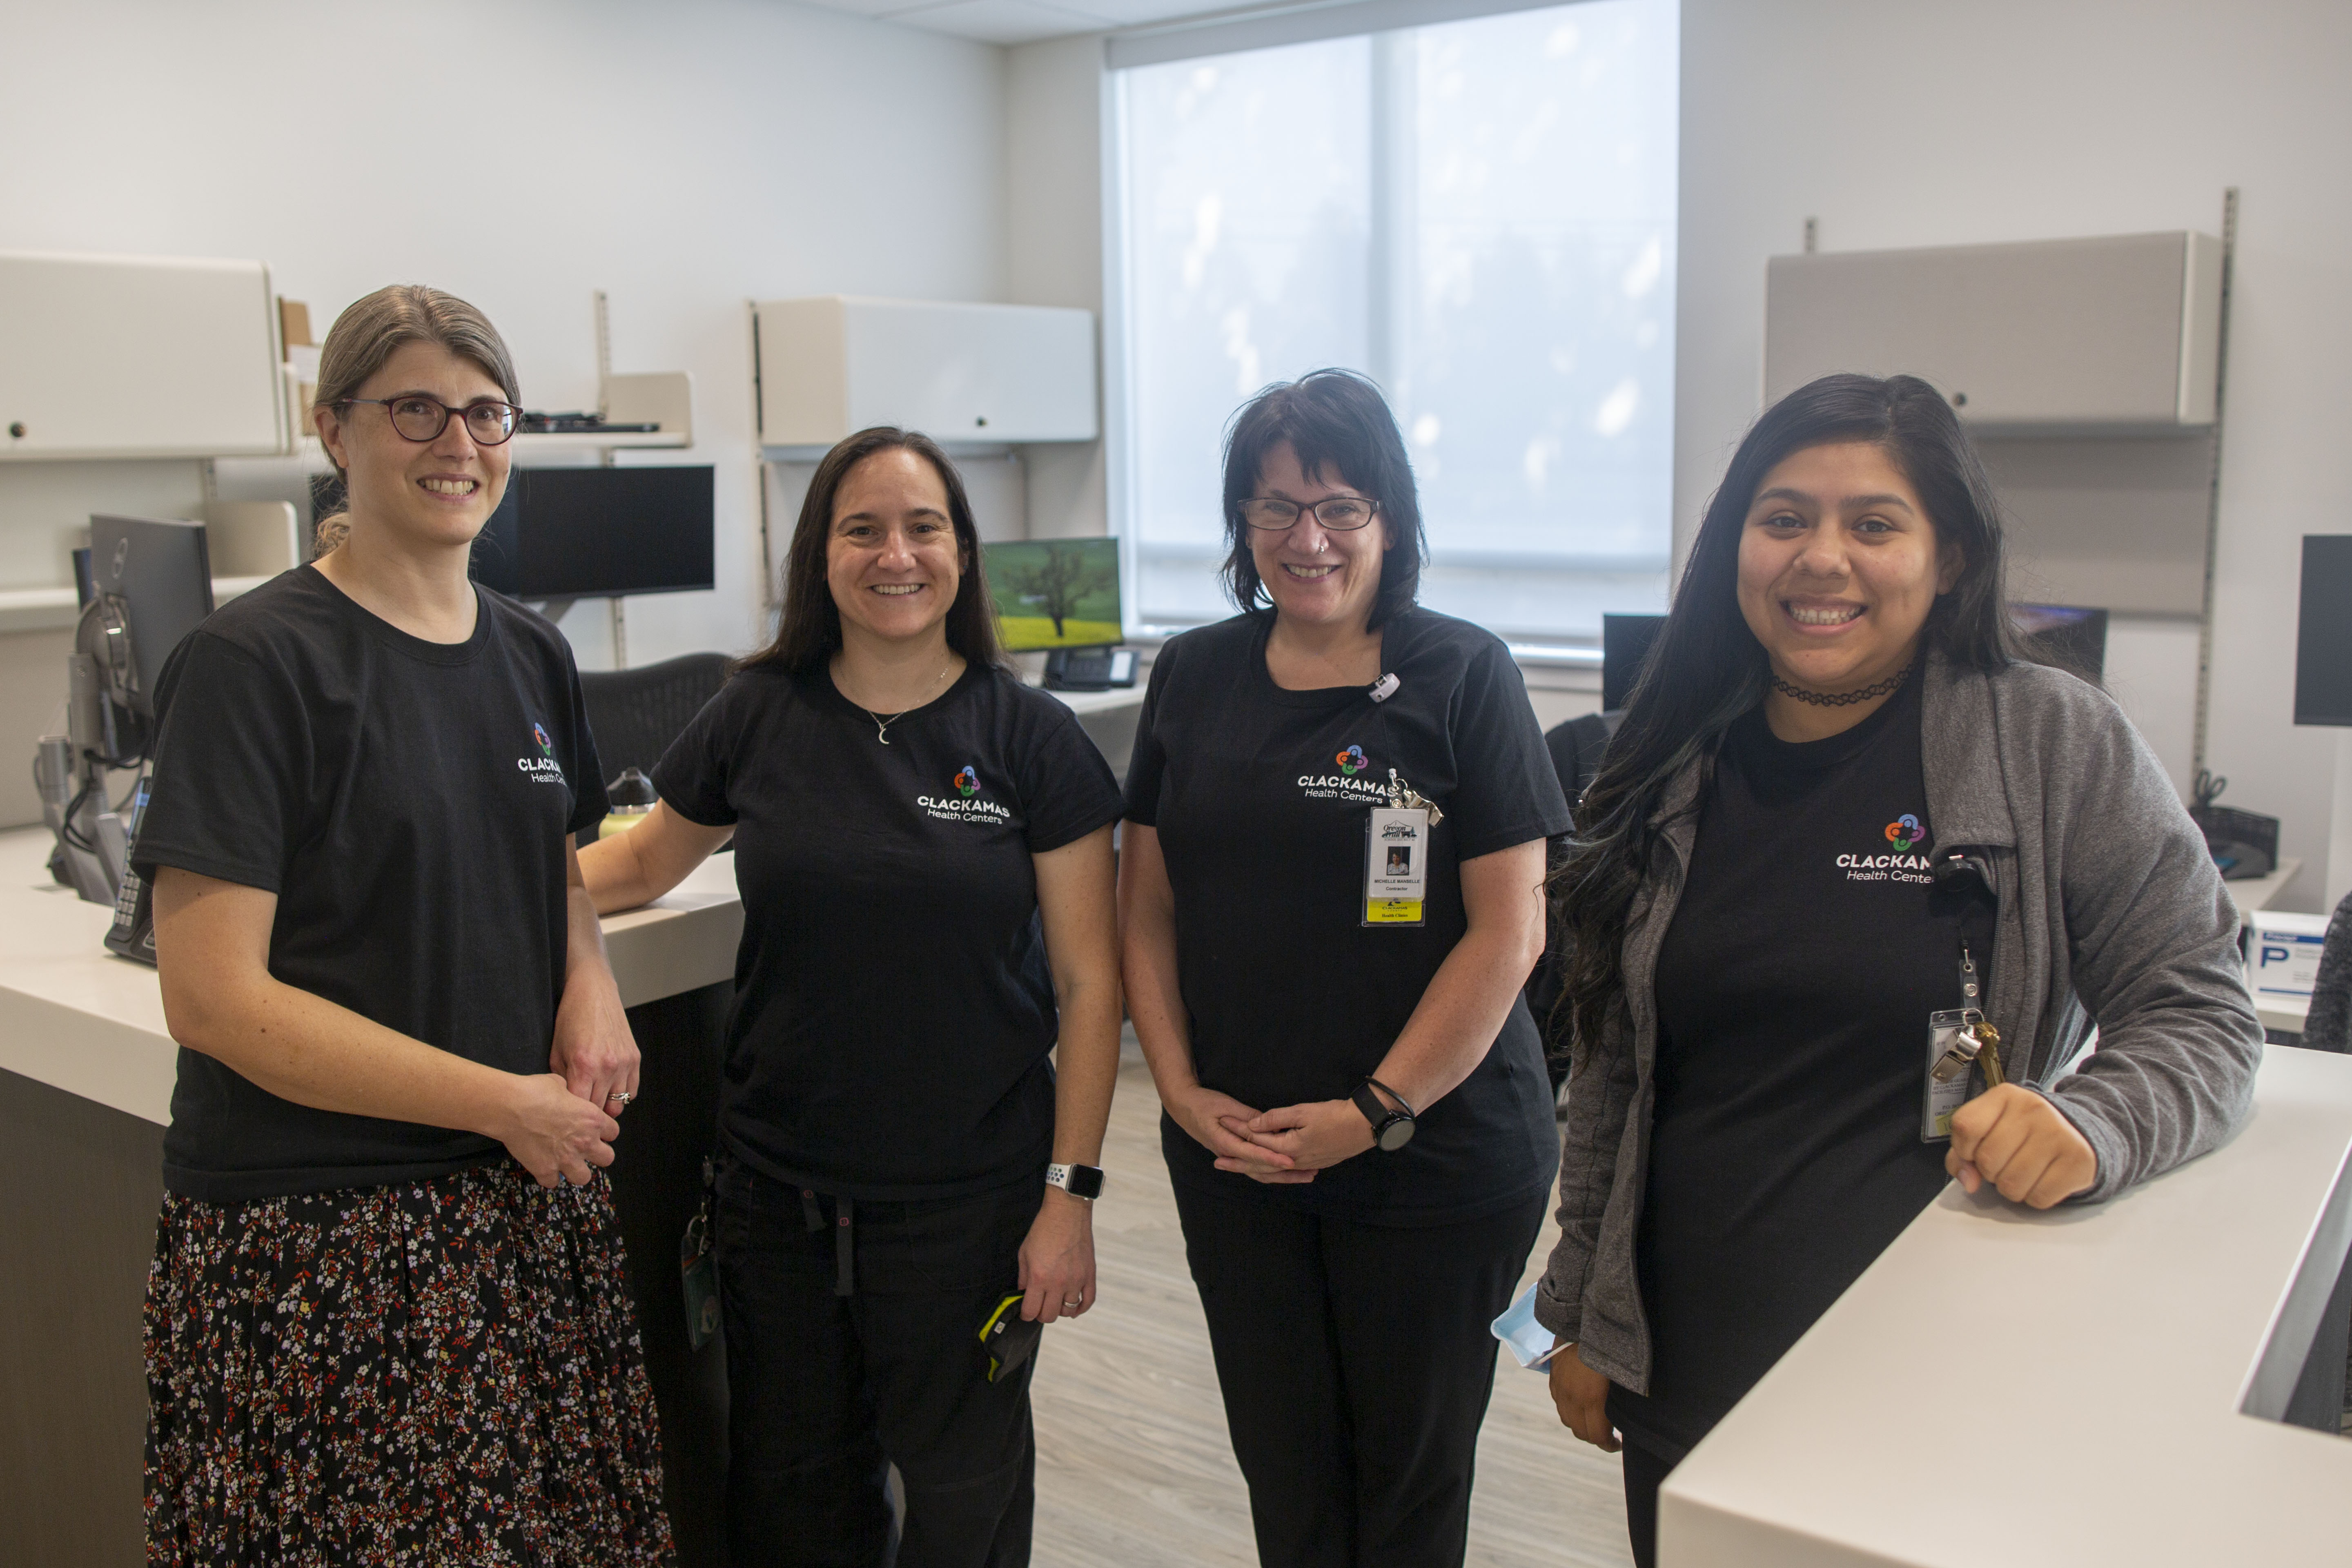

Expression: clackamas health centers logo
xmin=1837 ymin=811 xmax=1931 ymax=883
xmin=918 ymin=764 xmax=1010 ymax=824
xmin=517 ymin=721 xmax=567 ymax=785
xmin=1298 ymin=742 xmax=1387 ymax=803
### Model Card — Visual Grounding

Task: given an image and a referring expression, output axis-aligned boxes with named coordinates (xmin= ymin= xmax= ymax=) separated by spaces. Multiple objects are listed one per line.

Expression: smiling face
xmin=315 ymin=339 xmax=511 ymax=552
xmin=1735 ymin=440 xmax=1960 ymax=694
xmin=826 ymin=447 xmax=965 ymax=649
xmin=1246 ymin=440 xmax=1392 ymax=633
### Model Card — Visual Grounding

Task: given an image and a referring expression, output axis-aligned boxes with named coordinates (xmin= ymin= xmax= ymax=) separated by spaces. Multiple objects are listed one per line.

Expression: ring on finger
xmin=606 ymin=1090 xmax=633 ymax=1107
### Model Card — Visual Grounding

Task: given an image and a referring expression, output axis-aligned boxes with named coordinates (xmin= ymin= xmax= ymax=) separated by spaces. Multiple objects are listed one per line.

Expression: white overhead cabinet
xmin=1 ymin=251 xmax=286 ymax=460
xmin=1765 ymin=232 xmax=2223 ymax=433
xmin=755 ymin=296 xmax=1098 ymax=451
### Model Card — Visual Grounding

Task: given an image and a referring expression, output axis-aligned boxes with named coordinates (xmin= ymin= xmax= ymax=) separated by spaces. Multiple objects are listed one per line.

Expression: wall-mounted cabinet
xmin=1765 ymin=231 xmax=2223 ymax=434
xmin=755 ymin=296 xmax=1097 ymax=452
xmin=1 ymin=250 xmax=286 ymax=460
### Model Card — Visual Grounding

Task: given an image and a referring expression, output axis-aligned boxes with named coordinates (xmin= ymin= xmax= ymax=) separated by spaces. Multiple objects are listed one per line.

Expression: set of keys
xmin=1385 ymin=768 xmax=1444 ymax=826
xmin=1930 ymin=1011 xmax=2005 ymax=1089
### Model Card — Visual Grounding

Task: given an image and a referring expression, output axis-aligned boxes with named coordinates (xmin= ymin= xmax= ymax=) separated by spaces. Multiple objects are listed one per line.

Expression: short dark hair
xmin=738 ymin=427 xmax=1006 ymax=675
xmin=1219 ymin=370 xmax=1427 ymax=630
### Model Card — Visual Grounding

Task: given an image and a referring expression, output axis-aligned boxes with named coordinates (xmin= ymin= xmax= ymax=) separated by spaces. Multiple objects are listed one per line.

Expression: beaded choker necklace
xmin=1770 ymin=662 xmax=1912 ymax=708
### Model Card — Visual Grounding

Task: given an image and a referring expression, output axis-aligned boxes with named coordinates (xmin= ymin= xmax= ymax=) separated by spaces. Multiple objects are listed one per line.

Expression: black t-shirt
xmin=132 ymin=566 xmax=607 ymax=1203
xmin=1124 ymin=608 xmax=1571 ymax=1225
xmin=653 ymin=660 xmax=1123 ymax=1200
xmin=1610 ymin=668 xmax=1965 ymax=1458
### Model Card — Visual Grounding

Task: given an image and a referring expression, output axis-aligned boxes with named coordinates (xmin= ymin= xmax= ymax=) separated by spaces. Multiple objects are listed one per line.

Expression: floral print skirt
xmin=144 ymin=1160 xmax=676 ymax=1566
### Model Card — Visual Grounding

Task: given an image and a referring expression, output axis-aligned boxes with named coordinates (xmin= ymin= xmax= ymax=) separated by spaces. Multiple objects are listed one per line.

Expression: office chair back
xmin=2305 ymin=891 xmax=2352 ymax=1053
xmin=579 ymin=653 xmax=733 ymax=786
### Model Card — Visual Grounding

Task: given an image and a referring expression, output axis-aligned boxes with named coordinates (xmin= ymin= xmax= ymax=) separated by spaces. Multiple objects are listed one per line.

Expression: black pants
xmin=1619 ymin=1439 xmax=1676 ymax=1568
xmin=715 ymin=1163 xmax=1040 ymax=1568
xmin=1172 ymin=1183 xmax=1547 ymax=1568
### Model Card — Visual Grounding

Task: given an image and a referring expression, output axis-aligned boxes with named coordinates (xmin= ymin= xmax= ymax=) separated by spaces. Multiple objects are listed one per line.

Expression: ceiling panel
xmin=797 ymin=0 xmax=1239 ymax=45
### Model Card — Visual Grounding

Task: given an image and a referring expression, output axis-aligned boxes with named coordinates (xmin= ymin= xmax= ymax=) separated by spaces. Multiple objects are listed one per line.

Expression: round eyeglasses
xmin=1238 ymin=496 xmax=1382 ymax=532
xmin=336 ymin=395 xmax=521 ymax=446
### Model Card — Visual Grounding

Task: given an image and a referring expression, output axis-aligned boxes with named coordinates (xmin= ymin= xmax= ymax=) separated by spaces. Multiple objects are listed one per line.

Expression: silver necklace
xmin=863 ymin=662 xmax=953 ymax=744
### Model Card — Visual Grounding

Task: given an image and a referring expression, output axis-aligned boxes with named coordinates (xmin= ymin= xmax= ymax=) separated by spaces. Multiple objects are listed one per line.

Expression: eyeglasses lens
xmin=464 ymin=403 xmax=518 ymax=443
xmin=1241 ymin=498 xmax=1376 ymax=531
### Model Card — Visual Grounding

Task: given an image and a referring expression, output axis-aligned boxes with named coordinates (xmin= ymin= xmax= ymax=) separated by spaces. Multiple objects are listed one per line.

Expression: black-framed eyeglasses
xmin=336 ymin=395 xmax=521 ymax=446
xmin=1238 ymin=495 xmax=1382 ymax=532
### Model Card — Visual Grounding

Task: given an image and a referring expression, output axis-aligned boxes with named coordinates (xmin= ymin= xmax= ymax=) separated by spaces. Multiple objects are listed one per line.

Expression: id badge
xmin=1922 ymin=1008 xmax=1976 ymax=1142
xmin=1364 ymin=806 xmax=1428 ymax=926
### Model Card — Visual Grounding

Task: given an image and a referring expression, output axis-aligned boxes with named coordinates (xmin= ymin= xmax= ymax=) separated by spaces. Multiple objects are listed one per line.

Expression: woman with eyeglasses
xmin=1119 ymin=370 xmax=1570 ymax=1567
xmin=134 ymin=285 xmax=674 ymax=1564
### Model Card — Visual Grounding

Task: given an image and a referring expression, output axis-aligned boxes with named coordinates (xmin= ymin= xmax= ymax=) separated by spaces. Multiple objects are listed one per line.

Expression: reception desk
xmin=0 ymin=826 xmax=745 ymax=1567
xmin=1663 ymin=1044 xmax=2352 ymax=1565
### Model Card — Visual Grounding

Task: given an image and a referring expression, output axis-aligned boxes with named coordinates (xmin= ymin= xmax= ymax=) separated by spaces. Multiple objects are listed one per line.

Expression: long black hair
xmin=739 ymin=426 xmax=1006 ymax=675
xmin=1219 ymin=369 xmax=1428 ymax=630
xmin=1550 ymin=373 xmax=2029 ymax=1061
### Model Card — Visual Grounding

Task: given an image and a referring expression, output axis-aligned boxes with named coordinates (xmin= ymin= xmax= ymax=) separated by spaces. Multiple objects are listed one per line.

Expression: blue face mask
xmin=1490 ymin=1280 xmax=1564 ymax=1372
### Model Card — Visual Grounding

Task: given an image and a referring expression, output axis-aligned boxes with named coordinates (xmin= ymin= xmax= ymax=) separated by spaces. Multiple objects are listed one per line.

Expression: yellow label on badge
xmin=1366 ymin=899 xmax=1424 ymax=923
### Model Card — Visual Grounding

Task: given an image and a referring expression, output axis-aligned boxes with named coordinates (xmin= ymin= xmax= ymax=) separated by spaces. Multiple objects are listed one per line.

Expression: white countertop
xmin=1662 ymin=1044 xmax=2352 ymax=1566
xmin=0 ymin=826 xmax=742 ymax=1127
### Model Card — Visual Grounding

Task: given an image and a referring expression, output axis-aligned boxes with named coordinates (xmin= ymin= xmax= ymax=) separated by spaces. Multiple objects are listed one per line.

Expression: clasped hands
xmin=1171 ymin=1084 xmax=1375 ymax=1184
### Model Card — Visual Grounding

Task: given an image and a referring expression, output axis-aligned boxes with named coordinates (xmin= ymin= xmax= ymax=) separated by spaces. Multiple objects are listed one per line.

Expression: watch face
xmin=1066 ymin=1165 xmax=1105 ymax=1200
xmin=1376 ymin=1118 xmax=1416 ymax=1152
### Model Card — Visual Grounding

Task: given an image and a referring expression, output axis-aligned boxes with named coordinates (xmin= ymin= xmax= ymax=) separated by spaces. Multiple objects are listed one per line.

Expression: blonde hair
xmin=310 ymin=285 xmax=521 ymax=554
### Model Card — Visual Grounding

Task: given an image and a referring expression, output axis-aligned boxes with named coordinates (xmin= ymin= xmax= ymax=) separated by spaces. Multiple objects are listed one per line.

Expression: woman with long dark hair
xmin=1535 ymin=374 xmax=2261 ymax=1566
xmin=1120 ymin=370 xmax=1569 ymax=1566
xmin=579 ymin=428 xmax=1124 ymax=1567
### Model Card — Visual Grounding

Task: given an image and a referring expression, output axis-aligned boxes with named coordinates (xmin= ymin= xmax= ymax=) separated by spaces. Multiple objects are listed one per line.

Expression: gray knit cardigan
xmin=1532 ymin=653 xmax=2265 ymax=1392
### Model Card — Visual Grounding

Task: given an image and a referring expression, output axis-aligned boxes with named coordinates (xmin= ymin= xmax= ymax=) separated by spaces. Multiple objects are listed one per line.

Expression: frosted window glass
xmin=1118 ymin=0 xmax=1678 ymax=639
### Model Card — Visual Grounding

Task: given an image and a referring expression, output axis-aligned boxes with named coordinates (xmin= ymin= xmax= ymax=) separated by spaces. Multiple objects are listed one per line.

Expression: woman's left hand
xmin=550 ymin=971 xmax=641 ymax=1120
xmin=1230 ymin=1099 xmax=1376 ymax=1173
xmin=1018 ymin=1190 xmax=1097 ymax=1323
xmin=1946 ymin=1085 xmax=2098 ymax=1208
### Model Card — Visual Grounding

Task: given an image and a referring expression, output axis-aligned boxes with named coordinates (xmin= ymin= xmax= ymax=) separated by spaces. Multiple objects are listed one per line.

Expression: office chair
xmin=2306 ymin=891 xmax=2351 ymax=1054
xmin=579 ymin=651 xmax=733 ymax=795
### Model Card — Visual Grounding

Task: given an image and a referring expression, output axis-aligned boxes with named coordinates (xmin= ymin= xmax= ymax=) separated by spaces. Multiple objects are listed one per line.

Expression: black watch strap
xmin=1352 ymin=1080 xmax=1417 ymax=1152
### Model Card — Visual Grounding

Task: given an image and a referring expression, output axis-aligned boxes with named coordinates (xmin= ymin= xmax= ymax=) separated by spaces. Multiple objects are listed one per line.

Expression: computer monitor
xmin=982 ymin=538 xmax=1123 ymax=652
xmin=1602 ymin=613 xmax=1666 ymax=711
xmin=2294 ymin=536 xmax=2352 ymax=726
xmin=2011 ymin=604 xmax=2108 ymax=682
xmin=472 ymin=466 xmax=716 ymax=599
xmin=86 ymin=515 xmax=214 ymax=721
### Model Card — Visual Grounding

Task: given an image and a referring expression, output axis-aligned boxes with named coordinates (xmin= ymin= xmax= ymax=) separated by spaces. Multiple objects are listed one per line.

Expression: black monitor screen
xmin=1602 ymin=613 xmax=1665 ymax=711
xmin=473 ymin=466 xmax=715 ymax=599
xmin=2296 ymin=536 xmax=2352 ymax=727
xmin=88 ymin=514 xmax=214 ymax=720
xmin=2011 ymin=604 xmax=2108 ymax=682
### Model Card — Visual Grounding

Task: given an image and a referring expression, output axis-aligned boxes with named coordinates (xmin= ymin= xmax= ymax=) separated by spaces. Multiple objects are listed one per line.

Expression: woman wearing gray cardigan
xmin=1537 ymin=374 xmax=2262 ymax=1568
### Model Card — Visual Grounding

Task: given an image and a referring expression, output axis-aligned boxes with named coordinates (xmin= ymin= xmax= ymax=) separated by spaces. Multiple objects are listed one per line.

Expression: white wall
xmin=1006 ymin=33 xmax=1113 ymax=540
xmin=0 ymin=0 xmax=1010 ymax=673
xmin=1677 ymin=0 xmax=2352 ymax=910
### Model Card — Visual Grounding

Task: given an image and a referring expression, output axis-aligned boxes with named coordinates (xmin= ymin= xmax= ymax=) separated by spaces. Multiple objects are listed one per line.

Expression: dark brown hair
xmin=1219 ymin=369 xmax=1427 ymax=630
xmin=1548 ymin=372 xmax=2033 ymax=1067
xmin=739 ymin=427 xmax=1006 ymax=675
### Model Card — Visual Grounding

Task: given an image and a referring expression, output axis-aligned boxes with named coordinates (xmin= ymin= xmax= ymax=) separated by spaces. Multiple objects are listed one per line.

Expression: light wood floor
xmin=1028 ymin=1054 xmax=1634 ymax=1568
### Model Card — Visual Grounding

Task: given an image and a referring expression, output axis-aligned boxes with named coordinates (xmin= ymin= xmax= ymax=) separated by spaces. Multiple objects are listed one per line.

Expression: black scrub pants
xmin=1617 ymin=1438 xmax=1676 ymax=1568
xmin=714 ymin=1161 xmax=1040 ymax=1568
xmin=1172 ymin=1182 xmax=1547 ymax=1568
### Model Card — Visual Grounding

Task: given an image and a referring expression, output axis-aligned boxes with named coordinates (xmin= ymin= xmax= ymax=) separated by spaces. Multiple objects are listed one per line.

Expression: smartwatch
xmin=1045 ymin=1162 xmax=1105 ymax=1201
xmin=1352 ymin=1078 xmax=1418 ymax=1152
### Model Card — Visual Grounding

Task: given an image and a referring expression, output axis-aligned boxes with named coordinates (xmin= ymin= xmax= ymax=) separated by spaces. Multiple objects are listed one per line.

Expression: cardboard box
xmin=2247 ymin=913 xmax=2331 ymax=1001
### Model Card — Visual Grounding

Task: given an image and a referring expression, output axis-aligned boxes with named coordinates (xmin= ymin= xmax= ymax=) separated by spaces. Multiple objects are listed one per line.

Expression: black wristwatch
xmin=1352 ymin=1078 xmax=1418 ymax=1152
xmin=1045 ymin=1163 xmax=1105 ymax=1200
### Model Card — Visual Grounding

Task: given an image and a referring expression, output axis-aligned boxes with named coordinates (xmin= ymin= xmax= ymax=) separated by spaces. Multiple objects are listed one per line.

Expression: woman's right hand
xmin=1165 ymin=1083 xmax=1312 ymax=1183
xmin=1549 ymin=1345 xmax=1621 ymax=1452
xmin=493 ymin=1072 xmax=621 ymax=1187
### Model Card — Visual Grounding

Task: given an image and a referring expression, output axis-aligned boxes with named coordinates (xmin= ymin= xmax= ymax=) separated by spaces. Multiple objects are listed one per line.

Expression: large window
xmin=1113 ymin=0 xmax=1679 ymax=641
